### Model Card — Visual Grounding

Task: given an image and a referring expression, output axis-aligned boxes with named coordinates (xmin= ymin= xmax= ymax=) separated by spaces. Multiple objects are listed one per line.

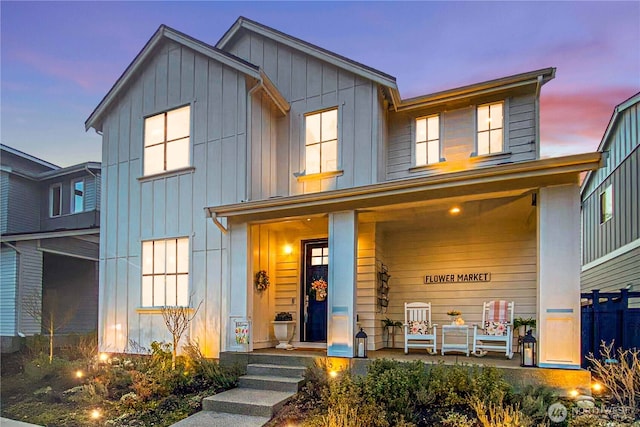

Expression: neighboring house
xmin=0 ymin=144 xmax=100 ymax=352
xmin=581 ymin=93 xmax=640 ymax=294
xmin=86 ymin=17 xmax=601 ymax=369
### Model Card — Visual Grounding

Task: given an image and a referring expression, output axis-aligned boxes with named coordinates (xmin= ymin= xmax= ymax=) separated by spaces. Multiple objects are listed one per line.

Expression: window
xmin=600 ymin=185 xmax=613 ymax=224
xmin=50 ymin=183 xmax=62 ymax=217
xmin=305 ymin=108 xmax=338 ymax=174
xmin=71 ymin=179 xmax=84 ymax=213
xmin=142 ymin=238 xmax=189 ymax=307
xmin=311 ymin=247 xmax=329 ymax=265
xmin=415 ymin=115 xmax=440 ymax=166
xmin=477 ymin=102 xmax=504 ymax=155
xmin=144 ymin=105 xmax=190 ymax=176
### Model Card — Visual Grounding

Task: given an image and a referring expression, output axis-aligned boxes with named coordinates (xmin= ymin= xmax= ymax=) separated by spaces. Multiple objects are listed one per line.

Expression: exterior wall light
xmin=449 ymin=207 xmax=461 ymax=215
xmin=283 ymin=244 xmax=293 ymax=255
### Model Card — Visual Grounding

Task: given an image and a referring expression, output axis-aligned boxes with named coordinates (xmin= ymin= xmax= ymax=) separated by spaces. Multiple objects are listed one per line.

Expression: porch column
xmin=224 ymin=222 xmax=252 ymax=352
xmin=537 ymin=184 xmax=581 ymax=369
xmin=327 ymin=211 xmax=358 ymax=357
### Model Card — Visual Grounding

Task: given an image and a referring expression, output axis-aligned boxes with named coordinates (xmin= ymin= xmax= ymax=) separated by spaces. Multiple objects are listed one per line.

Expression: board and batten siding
xmin=382 ymin=220 xmax=537 ymax=348
xmin=0 ymin=172 xmax=8 ymax=234
xmin=98 ymin=38 xmax=249 ymax=356
xmin=582 ymin=146 xmax=639 ymax=265
xmin=386 ymin=94 xmax=537 ymax=180
xmin=0 ymin=246 xmax=18 ymax=336
xmin=225 ymin=31 xmax=382 ymax=196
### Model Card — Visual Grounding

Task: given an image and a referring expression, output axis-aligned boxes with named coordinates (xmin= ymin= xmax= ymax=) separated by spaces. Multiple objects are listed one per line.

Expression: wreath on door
xmin=254 ymin=270 xmax=270 ymax=292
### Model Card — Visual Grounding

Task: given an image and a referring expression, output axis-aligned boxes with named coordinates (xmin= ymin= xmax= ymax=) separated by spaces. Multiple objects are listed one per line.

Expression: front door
xmin=302 ymin=240 xmax=328 ymax=342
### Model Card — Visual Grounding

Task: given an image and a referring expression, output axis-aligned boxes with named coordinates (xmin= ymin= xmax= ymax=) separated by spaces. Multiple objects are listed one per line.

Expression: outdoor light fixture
xmin=75 ymin=370 xmax=83 ymax=378
xmin=520 ymin=330 xmax=537 ymax=367
xmin=283 ymin=244 xmax=293 ymax=255
xmin=569 ymin=389 xmax=579 ymax=398
xmin=592 ymin=382 xmax=603 ymax=393
xmin=99 ymin=353 xmax=109 ymax=362
xmin=91 ymin=409 xmax=101 ymax=419
xmin=329 ymin=370 xmax=338 ymax=378
xmin=355 ymin=328 xmax=368 ymax=358
xmin=449 ymin=206 xmax=461 ymax=215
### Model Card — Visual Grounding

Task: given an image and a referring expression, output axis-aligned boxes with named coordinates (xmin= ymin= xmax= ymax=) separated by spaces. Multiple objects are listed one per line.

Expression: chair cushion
xmin=484 ymin=321 xmax=509 ymax=336
xmin=408 ymin=320 xmax=431 ymax=335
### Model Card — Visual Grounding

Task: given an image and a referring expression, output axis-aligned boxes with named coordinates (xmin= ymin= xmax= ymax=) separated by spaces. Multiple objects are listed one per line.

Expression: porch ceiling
xmin=206 ymin=152 xmax=601 ymax=223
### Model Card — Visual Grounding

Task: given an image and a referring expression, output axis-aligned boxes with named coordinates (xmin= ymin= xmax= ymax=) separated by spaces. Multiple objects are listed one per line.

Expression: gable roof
xmin=581 ymin=91 xmax=640 ymax=193
xmin=85 ymin=25 xmax=288 ymax=132
xmin=217 ymin=16 xmax=401 ymax=105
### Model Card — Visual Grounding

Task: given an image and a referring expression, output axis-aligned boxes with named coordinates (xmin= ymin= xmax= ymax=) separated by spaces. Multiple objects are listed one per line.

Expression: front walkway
xmin=0 ymin=418 xmax=42 ymax=427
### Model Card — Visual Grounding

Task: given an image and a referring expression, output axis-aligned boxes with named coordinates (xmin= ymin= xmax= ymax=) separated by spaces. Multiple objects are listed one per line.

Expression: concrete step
xmin=202 ymin=388 xmax=295 ymax=418
xmin=246 ymin=363 xmax=306 ymax=378
xmin=169 ymin=411 xmax=269 ymax=427
xmin=239 ymin=374 xmax=304 ymax=393
xmin=248 ymin=352 xmax=316 ymax=367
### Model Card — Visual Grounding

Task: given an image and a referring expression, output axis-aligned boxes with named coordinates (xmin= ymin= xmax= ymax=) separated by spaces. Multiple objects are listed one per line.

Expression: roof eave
xmin=216 ymin=17 xmax=399 ymax=93
xmin=396 ymin=67 xmax=556 ymax=112
xmin=207 ymin=152 xmax=601 ymax=222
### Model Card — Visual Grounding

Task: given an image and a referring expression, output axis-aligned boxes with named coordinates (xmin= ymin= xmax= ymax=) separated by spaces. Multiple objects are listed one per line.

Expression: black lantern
xmin=520 ymin=330 xmax=537 ymax=367
xmin=355 ymin=328 xmax=368 ymax=358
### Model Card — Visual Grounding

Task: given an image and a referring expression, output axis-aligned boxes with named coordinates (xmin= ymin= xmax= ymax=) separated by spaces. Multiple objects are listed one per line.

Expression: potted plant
xmin=381 ymin=317 xmax=402 ymax=347
xmin=514 ymin=317 xmax=536 ymax=336
xmin=271 ymin=312 xmax=295 ymax=350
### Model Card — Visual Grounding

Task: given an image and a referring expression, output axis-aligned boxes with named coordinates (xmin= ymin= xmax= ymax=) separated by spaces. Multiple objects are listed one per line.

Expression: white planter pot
xmin=271 ymin=321 xmax=296 ymax=350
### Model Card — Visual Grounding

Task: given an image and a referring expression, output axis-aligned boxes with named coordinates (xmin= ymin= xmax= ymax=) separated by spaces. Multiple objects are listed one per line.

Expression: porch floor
xmin=252 ymin=347 xmax=522 ymax=369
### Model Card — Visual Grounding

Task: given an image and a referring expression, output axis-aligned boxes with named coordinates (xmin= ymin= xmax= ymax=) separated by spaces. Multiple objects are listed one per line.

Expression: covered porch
xmin=209 ymin=153 xmax=601 ymax=369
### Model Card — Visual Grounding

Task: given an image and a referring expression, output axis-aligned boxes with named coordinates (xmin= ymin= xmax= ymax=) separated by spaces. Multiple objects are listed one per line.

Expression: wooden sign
xmin=424 ymin=273 xmax=491 ymax=284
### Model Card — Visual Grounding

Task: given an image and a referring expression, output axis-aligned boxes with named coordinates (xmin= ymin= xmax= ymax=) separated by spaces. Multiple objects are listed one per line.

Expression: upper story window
xmin=305 ymin=108 xmax=338 ymax=174
xmin=477 ymin=102 xmax=504 ymax=155
xmin=600 ymin=185 xmax=613 ymax=224
xmin=49 ymin=183 xmax=62 ymax=217
xmin=142 ymin=237 xmax=189 ymax=307
xmin=71 ymin=179 xmax=84 ymax=213
xmin=415 ymin=115 xmax=440 ymax=166
xmin=144 ymin=105 xmax=190 ymax=176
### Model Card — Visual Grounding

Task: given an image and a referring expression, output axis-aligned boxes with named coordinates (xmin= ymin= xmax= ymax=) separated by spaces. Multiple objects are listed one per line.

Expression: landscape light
xmin=592 ymin=382 xmax=602 ymax=392
xmin=91 ymin=409 xmax=101 ymax=419
xmin=569 ymin=389 xmax=579 ymax=398
xmin=75 ymin=370 xmax=83 ymax=378
xmin=99 ymin=353 xmax=109 ymax=362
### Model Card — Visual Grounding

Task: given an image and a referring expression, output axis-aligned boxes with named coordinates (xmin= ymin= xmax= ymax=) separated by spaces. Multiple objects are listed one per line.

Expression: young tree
xmin=160 ymin=299 xmax=202 ymax=370
xmin=23 ymin=288 xmax=77 ymax=363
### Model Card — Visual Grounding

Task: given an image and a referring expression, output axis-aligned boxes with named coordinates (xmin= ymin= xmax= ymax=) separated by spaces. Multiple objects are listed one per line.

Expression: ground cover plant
xmin=267 ymin=358 xmax=640 ymax=427
xmin=1 ymin=334 xmax=240 ymax=427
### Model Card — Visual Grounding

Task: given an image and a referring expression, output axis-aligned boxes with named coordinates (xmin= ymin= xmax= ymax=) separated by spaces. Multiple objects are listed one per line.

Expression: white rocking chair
xmin=403 ymin=302 xmax=437 ymax=354
xmin=472 ymin=300 xmax=514 ymax=359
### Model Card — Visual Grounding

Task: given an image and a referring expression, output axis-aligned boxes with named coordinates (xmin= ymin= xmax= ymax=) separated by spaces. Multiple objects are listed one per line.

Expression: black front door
xmin=302 ymin=240 xmax=328 ymax=342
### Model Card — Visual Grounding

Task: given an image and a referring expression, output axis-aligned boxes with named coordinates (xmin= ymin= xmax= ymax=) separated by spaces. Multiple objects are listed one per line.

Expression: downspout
xmin=3 ymin=242 xmax=23 ymax=337
xmin=535 ymin=75 xmax=543 ymax=159
xmin=205 ymin=209 xmax=228 ymax=235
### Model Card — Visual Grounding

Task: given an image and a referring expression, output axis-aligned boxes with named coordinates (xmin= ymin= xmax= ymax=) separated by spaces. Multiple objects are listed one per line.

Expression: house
xmin=0 ymin=144 xmax=100 ymax=352
xmin=86 ymin=17 xmax=602 ymax=369
xmin=581 ymin=93 xmax=639 ymax=295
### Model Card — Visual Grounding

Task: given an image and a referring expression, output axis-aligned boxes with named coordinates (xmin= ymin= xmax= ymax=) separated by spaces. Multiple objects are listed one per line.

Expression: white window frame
xmin=143 ymin=105 xmax=191 ymax=176
xmin=49 ymin=183 xmax=62 ymax=217
xmin=304 ymin=107 xmax=339 ymax=175
xmin=600 ymin=185 xmax=613 ymax=224
xmin=141 ymin=237 xmax=190 ymax=307
xmin=414 ymin=114 xmax=441 ymax=166
xmin=71 ymin=178 xmax=84 ymax=214
xmin=476 ymin=101 xmax=505 ymax=156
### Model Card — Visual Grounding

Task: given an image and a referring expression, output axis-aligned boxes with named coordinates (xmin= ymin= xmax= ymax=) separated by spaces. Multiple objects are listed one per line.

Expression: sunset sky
xmin=2 ymin=1 xmax=639 ymax=167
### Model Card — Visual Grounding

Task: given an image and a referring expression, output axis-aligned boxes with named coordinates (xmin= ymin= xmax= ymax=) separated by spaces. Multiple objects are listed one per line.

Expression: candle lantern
xmin=520 ymin=329 xmax=537 ymax=367
xmin=355 ymin=328 xmax=368 ymax=358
